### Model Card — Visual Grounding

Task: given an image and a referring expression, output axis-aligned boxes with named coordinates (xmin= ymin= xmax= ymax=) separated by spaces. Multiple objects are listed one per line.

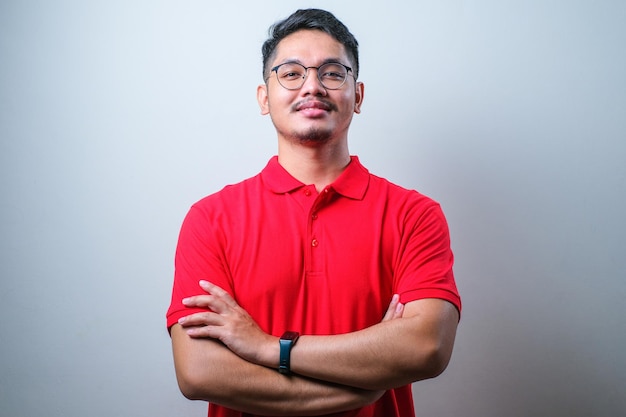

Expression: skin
xmin=257 ymin=29 xmax=364 ymax=191
xmin=171 ymin=29 xmax=459 ymax=415
xmin=171 ymin=292 xmax=404 ymax=415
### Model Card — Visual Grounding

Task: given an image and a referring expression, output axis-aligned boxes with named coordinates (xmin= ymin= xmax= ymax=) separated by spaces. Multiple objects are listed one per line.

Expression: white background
xmin=1 ymin=1 xmax=625 ymax=416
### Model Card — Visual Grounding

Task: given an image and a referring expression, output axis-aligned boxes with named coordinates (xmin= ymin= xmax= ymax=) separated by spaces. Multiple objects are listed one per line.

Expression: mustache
xmin=292 ymin=98 xmax=338 ymax=112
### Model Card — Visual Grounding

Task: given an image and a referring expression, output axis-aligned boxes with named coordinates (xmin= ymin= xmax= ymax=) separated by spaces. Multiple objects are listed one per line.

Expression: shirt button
xmin=312 ymin=213 xmax=318 ymax=220
xmin=311 ymin=239 xmax=319 ymax=247
xmin=304 ymin=189 xmax=312 ymax=196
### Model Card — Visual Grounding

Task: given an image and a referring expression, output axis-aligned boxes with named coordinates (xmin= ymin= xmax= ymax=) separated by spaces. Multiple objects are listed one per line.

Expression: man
xmin=167 ymin=8 xmax=461 ymax=417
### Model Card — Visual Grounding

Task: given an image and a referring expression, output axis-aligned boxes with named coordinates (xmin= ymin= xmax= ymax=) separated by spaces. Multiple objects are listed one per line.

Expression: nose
xmin=300 ymin=67 xmax=327 ymax=96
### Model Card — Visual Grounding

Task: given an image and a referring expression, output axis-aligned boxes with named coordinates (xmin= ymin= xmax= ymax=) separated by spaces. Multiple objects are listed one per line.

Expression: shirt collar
xmin=261 ymin=155 xmax=370 ymax=200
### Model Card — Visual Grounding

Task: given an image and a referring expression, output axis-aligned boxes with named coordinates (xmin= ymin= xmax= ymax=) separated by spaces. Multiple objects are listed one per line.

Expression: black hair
xmin=261 ymin=9 xmax=359 ymax=80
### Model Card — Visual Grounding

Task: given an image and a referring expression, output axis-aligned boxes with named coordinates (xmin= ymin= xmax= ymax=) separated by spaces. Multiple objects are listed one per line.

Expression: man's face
xmin=257 ymin=29 xmax=364 ymax=145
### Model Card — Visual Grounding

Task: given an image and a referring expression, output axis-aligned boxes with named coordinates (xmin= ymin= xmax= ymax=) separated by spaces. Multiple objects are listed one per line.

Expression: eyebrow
xmin=277 ymin=57 xmax=349 ymax=67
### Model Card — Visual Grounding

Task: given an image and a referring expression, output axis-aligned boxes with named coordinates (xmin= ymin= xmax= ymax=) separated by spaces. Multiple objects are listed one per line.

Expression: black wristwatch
xmin=278 ymin=331 xmax=300 ymax=374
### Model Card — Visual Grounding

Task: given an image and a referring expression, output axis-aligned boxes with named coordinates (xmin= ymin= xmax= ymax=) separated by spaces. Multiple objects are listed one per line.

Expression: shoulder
xmin=361 ymin=172 xmax=453 ymax=242
xmin=368 ymin=172 xmax=442 ymax=215
xmin=177 ymin=173 xmax=264 ymax=234
xmin=191 ymin=173 xmax=263 ymax=211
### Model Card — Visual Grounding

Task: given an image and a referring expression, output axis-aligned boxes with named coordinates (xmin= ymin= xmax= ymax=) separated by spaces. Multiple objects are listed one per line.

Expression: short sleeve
xmin=394 ymin=202 xmax=461 ymax=315
xmin=166 ymin=203 xmax=233 ymax=330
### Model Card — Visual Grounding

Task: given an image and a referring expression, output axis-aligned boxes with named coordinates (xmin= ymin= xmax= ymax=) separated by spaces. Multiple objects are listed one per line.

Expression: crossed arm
xmin=172 ymin=326 xmax=385 ymax=415
xmin=171 ymin=280 xmax=458 ymax=416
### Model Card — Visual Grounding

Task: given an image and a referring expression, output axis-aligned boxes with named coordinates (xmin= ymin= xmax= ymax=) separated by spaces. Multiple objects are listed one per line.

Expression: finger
xmin=199 ymin=280 xmax=239 ymax=308
xmin=182 ymin=294 xmax=213 ymax=307
xmin=393 ymin=301 xmax=404 ymax=319
xmin=182 ymin=294 xmax=233 ymax=315
xmin=382 ymin=294 xmax=400 ymax=321
xmin=185 ymin=325 xmax=221 ymax=339
xmin=182 ymin=295 xmax=229 ymax=313
xmin=178 ymin=311 xmax=223 ymax=328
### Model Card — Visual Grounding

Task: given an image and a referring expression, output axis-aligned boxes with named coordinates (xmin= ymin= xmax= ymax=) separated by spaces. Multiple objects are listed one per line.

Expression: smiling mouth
xmin=293 ymin=99 xmax=336 ymax=112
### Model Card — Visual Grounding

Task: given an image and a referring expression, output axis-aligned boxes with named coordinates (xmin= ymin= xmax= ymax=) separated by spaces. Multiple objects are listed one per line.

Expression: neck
xmin=277 ymin=139 xmax=351 ymax=192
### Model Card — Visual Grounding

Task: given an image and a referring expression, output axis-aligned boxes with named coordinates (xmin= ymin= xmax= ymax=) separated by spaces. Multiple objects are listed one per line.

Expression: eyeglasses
xmin=267 ymin=62 xmax=354 ymax=90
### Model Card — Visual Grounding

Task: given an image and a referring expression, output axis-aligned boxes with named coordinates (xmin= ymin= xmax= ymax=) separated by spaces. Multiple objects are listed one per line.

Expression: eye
xmin=282 ymin=71 xmax=303 ymax=80
xmin=319 ymin=64 xmax=347 ymax=80
xmin=321 ymin=71 xmax=345 ymax=80
xmin=277 ymin=64 xmax=305 ymax=80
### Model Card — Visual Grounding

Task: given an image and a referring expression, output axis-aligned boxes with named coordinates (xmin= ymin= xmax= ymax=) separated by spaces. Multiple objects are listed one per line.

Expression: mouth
xmin=293 ymin=99 xmax=336 ymax=113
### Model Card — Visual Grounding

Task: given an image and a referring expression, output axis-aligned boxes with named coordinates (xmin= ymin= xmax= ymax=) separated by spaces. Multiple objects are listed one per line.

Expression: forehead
xmin=272 ymin=29 xmax=348 ymax=66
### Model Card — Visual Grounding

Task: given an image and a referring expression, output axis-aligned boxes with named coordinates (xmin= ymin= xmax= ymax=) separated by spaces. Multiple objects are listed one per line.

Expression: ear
xmin=353 ymin=81 xmax=364 ymax=114
xmin=257 ymin=84 xmax=270 ymax=115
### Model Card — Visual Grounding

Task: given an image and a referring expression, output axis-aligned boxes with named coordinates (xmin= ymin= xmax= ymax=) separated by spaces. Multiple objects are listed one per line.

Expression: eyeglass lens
xmin=274 ymin=63 xmax=349 ymax=90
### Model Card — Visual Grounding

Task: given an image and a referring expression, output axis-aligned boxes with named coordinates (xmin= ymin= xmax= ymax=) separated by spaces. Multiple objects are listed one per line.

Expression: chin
xmin=292 ymin=127 xmax=333 ymax=144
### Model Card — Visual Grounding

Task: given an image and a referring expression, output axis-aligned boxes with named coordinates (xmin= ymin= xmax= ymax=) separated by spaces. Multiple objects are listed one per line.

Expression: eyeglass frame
xmin=265 ymin=61 xmax=356 ymax=90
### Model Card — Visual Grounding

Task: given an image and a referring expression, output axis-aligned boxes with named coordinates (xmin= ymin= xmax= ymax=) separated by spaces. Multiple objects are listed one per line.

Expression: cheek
xmin=267 ymin=90 xmax=297 ymax=112
xmin=338 ymin=94 xmax=358 ymax=113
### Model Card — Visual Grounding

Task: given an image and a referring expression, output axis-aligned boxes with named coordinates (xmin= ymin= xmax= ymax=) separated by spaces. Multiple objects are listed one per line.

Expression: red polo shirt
xmin=167 ymin=156 xmax=460 ymax=417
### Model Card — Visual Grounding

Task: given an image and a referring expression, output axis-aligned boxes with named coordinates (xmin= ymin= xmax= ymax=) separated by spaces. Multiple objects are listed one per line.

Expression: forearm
xmin=177 ymin=282 xmax=458 ymax=395
xmin=292 ymin=319 xmax=448 ymax=390
xmin=171 ymin=325 xmax=383 ymax=416
xmin=262 ymin=299 xmax=459 ymax=391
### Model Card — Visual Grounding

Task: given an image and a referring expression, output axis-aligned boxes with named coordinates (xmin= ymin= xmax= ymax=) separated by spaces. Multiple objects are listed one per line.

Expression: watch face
xmin=281 ymin=331 xmax=299 ymax=341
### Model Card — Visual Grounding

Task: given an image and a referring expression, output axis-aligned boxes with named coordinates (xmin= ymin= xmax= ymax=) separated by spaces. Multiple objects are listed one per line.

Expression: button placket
xmin=306 ymin=186 xmax=336 ymax=271
xmin=311 ymin=207 xmax=320 ymax=250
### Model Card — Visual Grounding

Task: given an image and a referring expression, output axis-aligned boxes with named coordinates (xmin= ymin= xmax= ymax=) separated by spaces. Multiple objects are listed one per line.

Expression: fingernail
xmin=199 ymin=280 xmax=208 ymax=286
xmin=182 ymin=297 xmax=190 ymax=304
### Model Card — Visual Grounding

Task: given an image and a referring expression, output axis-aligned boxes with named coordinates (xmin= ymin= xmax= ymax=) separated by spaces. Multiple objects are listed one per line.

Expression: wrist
xmin=257 ymin=334 xmax=280 ymax=368
xmin=278 ymin=331 xmax=300 ymax=374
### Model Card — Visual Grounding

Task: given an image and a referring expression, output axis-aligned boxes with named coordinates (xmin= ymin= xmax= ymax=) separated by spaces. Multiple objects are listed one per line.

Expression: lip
xmin=294 ymin=99 xmax=333 ymax=112
xmin=293 ymin=100 xmax=334 ymax=118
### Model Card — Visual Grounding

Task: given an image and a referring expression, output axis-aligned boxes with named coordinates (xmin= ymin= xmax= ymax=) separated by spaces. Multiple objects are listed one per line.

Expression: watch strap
xmin=278 ymin=331 xmax=299 ymax=374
